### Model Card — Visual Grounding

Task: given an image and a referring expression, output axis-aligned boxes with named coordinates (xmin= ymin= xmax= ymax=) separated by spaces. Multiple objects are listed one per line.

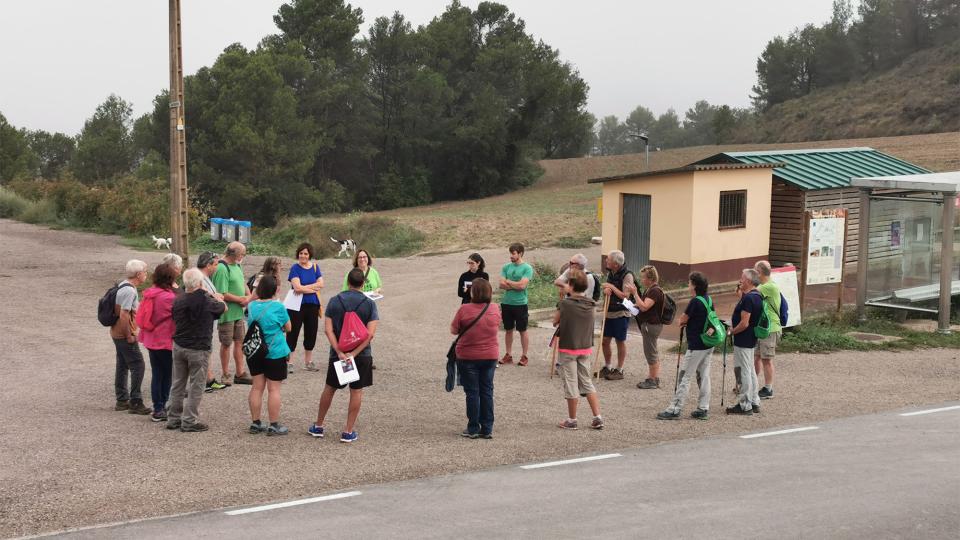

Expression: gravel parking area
xmin=1 ymin=219 xmax=958 ymax=538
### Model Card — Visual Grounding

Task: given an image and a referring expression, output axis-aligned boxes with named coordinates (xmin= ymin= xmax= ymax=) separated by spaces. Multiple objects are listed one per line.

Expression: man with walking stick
xmin=599 ymin=251 xmax=635 ymax=380
xmin=657 ymin=272 xmax=717 ymax=420
xmin=727 ymin=269 xmax=764 ymax=415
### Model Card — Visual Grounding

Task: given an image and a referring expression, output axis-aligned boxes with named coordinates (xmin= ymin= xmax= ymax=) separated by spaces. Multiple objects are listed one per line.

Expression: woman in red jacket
xmin=138 ymin=263 xmax=179 ymax=422
xmin=449 ymin=278 xmax=501 ymax=439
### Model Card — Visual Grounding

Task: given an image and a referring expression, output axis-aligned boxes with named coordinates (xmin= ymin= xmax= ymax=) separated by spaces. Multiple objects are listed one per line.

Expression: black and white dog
xmin=330 ymin=237 xmax=357 ymax=258
xmin=151 ymin=235 xmax=173 ymax=250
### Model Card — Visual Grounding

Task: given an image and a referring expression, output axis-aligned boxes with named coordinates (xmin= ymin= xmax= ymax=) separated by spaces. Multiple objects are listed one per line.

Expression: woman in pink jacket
xmin=138 ymin=263 xmax=179 ymax=422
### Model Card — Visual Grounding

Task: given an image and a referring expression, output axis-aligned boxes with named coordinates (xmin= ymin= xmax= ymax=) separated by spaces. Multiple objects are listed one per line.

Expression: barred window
xmin=718 ymin=190 xmax=747 ymax=229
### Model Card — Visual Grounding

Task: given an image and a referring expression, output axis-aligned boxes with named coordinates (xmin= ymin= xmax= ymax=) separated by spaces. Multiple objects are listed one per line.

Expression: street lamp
xmin=629 ymin=131 xmax=650 ymax=170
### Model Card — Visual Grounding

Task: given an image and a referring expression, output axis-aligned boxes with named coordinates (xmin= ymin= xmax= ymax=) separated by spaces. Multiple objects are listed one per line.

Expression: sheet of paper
xmin=621 ymin=298 xmax=640 ymax=316
xmin=283 ymin=290 xmax=303 ymax=311
xmin=363 ymin=291 xmax=384 ymax=301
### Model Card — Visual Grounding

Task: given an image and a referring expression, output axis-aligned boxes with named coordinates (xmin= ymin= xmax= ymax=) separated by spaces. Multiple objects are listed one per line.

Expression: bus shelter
xmin=851 ymin=172 xmax=959 ymax=333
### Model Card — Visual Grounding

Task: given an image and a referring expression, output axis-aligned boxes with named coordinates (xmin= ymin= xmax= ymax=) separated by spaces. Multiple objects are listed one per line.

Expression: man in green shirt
xmin=499 ymin=243 xmax=534 ymax=366
xmin=754 ymin=260 xmax=782 ymax=399
xmin=212 ymin=241 xmax=253 ymax=385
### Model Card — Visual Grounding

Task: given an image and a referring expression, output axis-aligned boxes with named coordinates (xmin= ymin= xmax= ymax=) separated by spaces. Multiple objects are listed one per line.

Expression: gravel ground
xmin=1 ymin=219 xmax=958 ymax=538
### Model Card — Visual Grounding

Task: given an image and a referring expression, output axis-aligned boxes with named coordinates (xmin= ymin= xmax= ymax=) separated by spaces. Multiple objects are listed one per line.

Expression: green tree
xmin=27 ymin=129 xmax=75 ymax=179
xmin=682 ymin=100 xmax=718 ymax=146
xmin=0 ymin=112 xmax=37 ymax=182
xmin=649 ymin=108 xmax=684 ymax=149
xmin=595 ymin=115 xmax=629 ymax=155
xmin=71 ymin=94 xmax=136 ymax=182
xmin=624 ymin=105 xmax=656 ymax=153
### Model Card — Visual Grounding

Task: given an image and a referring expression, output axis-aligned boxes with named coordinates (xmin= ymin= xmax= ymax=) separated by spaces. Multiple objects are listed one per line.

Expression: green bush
xmin=17 ymin=198 xmax=57 ymax=224
xmin=0 ymin=187 xmax=29 ymax=218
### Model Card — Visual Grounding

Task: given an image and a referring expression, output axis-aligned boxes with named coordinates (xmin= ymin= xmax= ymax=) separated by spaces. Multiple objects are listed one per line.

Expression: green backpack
xmin=696 ymin=296 xmax=726 ymax=348
xmin=752 ymin=291 xmax=771 ymax=339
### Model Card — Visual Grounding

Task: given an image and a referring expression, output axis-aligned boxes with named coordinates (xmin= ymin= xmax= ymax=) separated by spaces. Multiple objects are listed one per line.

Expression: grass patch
xmin=778 ymin=309 xmax=960 ymax=354
xmin=492 ymin=260 xmax=560 ymax=310
xmin=550 ymin=234 xmax=595 ymax=249
xmin=0 ymin=187 xmax=29 ymax=218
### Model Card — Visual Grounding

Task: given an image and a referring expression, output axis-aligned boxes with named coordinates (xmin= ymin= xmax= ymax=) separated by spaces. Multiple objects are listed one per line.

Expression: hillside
xmin=743 ymin=41 xmax=960 ymax=143
xmin=267 ymin=132 xmax=958 ymax=256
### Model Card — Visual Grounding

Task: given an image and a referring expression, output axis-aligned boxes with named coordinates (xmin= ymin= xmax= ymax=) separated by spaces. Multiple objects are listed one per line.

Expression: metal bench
xmin=866 ymin=280 xmax=960 ymax=313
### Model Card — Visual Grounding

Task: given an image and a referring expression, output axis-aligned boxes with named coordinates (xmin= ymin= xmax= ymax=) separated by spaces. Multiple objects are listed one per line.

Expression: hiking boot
xmin=205 ymin=379 xmax=225 ymax=393
xmin=128 ymin=401 xmax=151 ymax=415
xmin=517 ymin=355 xmax=529 ymax=367
xmin=340 ymin=431 xmax=359 ymax=443
xmin=249 ymin=421 xmax=267 ymax=434
xmin=557 ymin=419 xmax=578 ymax=430
xmin=605 ymin=368 xmax=624 ymax=380
xmin=637 ymin=377 xmax=659 ymax=389
xmin=590 ymin=416 xmax=605 ymax=430
xmin=461 ymin=430 xmax=480 ymax=439
xmin=499 ymin=353 xmax=513 ymax=365
xmin=150 ymin=410 xmax=167 ymax=422
xmin=752 ymin=404 xmax=762 ymax=414
xmin=758 ymin=386 xmax=774 ymax=399
xmin=304 ymin=363 xmax=320 ymax=372
xmin=308 ymin=424 xmax=325 ymax=438
xmin=599 ymin=366 xmax=611 ymax=379
xmin=165 ymin=420 xmax=181 ymax=430
xmin=479 ymin=432 xmax=493 ymax=439
xmin=114 ymin=400 xmax=130 ymax=411
xmin=657 ymin=410 xmax=680 ymax=420
xmin=180 ymin=422 xmax=210 ymax=432
xmin=725 ymin=404 xmax=753 ymax=416
xmin=233 ymin=373 xmax=253 ymax=385
xmin=691 ymin=408 xmax=709 ymax=420
xmin=267 ymin=424 xmax=289 ymax=436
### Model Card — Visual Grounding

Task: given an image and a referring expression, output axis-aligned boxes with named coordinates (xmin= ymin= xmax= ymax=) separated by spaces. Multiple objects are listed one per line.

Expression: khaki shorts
xmin=757 ymin=331 xmax=781 ymax=359
xmin=558 ymin=352 xmax=597 ymax=400
xmin=218 ymin=319 xmax=246 ymax=343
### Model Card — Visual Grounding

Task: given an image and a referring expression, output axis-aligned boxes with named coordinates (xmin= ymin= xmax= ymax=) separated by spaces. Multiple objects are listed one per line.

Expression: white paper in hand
xmin=334 ymin=355 xmax=361 ymax=386
xmin=622 ymin=298 xmax=640 ymax=316
xmin=283 ymin=290 xmax=303 ymax=312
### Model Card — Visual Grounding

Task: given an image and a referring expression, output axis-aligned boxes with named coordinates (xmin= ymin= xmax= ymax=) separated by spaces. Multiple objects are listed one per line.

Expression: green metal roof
xmin=693 ymin=147 xmax=931 ymax=191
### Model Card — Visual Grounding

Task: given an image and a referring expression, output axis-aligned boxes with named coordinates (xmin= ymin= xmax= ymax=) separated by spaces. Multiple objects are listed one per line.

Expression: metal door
xmin=622 ymin=194 xmax=651 ymax=271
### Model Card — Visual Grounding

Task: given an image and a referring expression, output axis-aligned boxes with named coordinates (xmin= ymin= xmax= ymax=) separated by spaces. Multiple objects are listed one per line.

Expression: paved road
xmin=40 ymin=403 xmax=960 ymax=539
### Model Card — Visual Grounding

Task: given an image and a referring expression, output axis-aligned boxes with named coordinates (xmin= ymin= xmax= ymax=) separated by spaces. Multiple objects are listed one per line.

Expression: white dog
xmin=330 ymin=236 xmax=356 ymax=258
xmin=152 ymin=235 xmax=173 ymax=250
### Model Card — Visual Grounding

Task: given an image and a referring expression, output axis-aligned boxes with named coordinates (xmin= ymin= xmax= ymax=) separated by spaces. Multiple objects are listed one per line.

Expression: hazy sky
xmin=0 ymin=0 xmax=835 ymax=135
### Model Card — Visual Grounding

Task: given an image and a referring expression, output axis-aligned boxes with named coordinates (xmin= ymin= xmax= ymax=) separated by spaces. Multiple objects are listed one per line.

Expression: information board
xmin=806 ymin=210 xmax=846 ymax=285
xmin=771 ymin=265 xmax=801 ymax=327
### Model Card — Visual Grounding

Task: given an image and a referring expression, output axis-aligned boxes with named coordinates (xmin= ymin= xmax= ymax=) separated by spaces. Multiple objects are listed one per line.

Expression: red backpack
xmin=336 ymin=296 xmax=370 ymax=353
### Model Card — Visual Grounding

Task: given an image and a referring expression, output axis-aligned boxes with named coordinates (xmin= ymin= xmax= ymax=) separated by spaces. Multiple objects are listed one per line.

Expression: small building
xmin=591 ymin=147 xmax=931 ymax=282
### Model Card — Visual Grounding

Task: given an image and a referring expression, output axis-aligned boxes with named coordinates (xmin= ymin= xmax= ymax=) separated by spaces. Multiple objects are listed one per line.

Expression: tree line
xmin=1 ymin=0 xmax=593 ymax=225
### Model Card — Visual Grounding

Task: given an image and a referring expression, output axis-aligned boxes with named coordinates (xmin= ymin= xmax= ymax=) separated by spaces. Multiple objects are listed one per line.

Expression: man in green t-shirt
xmin=212 ymin=241 xmax=253 ymax=385
xmin=498 ymin=243 xmax=534 ymax=366
xmin=753 ymin=260 xmax=782 ymax=399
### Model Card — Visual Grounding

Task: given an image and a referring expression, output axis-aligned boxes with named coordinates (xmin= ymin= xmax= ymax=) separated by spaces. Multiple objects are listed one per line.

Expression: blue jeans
xmin=148 ymin=348 xmax=173 ymax=413
xmin=457 ymin=360 xmax=496 ymax=435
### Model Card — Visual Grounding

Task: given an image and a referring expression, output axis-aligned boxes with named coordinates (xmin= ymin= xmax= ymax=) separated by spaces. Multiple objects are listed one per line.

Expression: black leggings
xmin=287 ymin=303 xmax=320 ymax=352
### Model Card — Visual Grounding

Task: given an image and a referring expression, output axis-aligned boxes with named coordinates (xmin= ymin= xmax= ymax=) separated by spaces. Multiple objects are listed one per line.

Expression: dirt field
xmin=1 ymin=219 xmax=959 ymax=538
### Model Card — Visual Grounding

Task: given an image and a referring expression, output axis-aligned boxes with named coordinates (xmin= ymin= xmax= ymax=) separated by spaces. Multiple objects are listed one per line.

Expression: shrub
xmin=0 ymin=187 xmax=29 ymax=218
xmin=17 ymin=199 xmax=57 ymax=224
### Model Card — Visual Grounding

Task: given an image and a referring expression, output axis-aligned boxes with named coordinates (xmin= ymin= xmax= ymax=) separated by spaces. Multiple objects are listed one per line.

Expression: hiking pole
xmin=720 ymin=331 xmax=729 ymax=407
xmin=548 ymin=328 xmax=560 ymax=379
xmin=592 ymin=294 xmax=611 ymax=378
xmin=673 ymin=331 xmax=684 ymax=393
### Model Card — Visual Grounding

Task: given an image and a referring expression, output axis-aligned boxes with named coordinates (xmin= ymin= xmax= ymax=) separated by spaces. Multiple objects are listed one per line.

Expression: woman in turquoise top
xmin=246 ymin=275 xmax=293 ymax=436
xmin=341 ymin=249 xmax=383 ymax=294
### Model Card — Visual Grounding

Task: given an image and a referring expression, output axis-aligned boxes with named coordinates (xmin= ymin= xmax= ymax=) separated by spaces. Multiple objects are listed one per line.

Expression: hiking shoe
xmin=691 ymin=408 xmax=709 ymax=420
xmin=461 ymin=430 xmax=480 ymax=439
xmin=517 ymin=355 xmax=529 ymax=367
xmin=128 ymin=401 xmax=151 ymax=415
xmin=479 ymin=433 xmax=493 ymax=439
xmin=166 ymin=421 xmax=181 ymax=430
xmin=205 ymin=379 xmax=226 ymax=393
xmin=150 ymin=410 xmax=167 ymax=422
xmin=590 ymin=416 xmax=605 ymax=430
xmin=304 ymin=363 xmax=320 ymax=372
xmin=249 ymin=422 xmax=267 ymax=434
xmin=267 ymin=424 xmax=289 ymax=436
xmin=307 ymin=424 xmax=325 ymax=438
xmin=637 ymin=377 xmax=659 ymax=389
xmin=725 ymin=404 xmax=753 ymax=416
xmin=233 ymin=373 xmax=253 ymax=385
xmin=599 ymin=366 xmax=611 ymax=379
xmin=340 ymin=431 xmax=358 ymax=443
xmin=114 ymin=400 xmax=130 ymax=411
xmin=752 ymin=404 xmax=761 ymax=414
xmin=180 ymin=422 xmax=210 ymax=432
xmin=605 ymin=368 xmax=624 ymax=380
xmin=657 ymin=410 xmax=680 ymax=420
xmin=558 ymin=419 xmax=578 ymax=430
xmin=758 ymin=387 xmax=774 ymax=399
xmin=499 ymin=353 xmax=513 ymax=365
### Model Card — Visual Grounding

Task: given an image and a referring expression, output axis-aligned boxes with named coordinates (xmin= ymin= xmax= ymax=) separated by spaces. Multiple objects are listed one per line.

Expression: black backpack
xmin=97 ymin=282 xmax=134 ymax=327
xmin=660 ymin=291 xmax=678 ymax=325
xmin=590 ymin=273 xmax=602 ymax=302
xmin=242 ymin=306 xmax=269 ymax=362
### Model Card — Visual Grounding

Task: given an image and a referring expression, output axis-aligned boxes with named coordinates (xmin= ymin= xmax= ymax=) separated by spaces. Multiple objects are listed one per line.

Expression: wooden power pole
xmin=168 ymin=0 xmax=189 ymax=260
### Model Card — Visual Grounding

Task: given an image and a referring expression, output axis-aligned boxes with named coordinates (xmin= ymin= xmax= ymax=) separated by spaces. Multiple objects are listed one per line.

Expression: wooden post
xmin=837 ymin=209 xmax=850 ymax=315
xmin=856 ymin=189 xmax=872 ymax=324
xmin=798 ymin=210 xmax=811 ymax=318
xmin=938 ymin=193 xmax=956 ymax=334
xmin=169 ymin=0 xmax=189 ymax=262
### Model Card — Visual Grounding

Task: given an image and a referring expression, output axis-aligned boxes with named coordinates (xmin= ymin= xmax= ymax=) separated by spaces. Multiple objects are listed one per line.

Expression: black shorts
xmin=248 ymin=355 xmax=289 ymax=382
xmin=501 ymin=304 xmax=529 ymax=332
xmin=325 ymin=356 xmax=373 ymax=390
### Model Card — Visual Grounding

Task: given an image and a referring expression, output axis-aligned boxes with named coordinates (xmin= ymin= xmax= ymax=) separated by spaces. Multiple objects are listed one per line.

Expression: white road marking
xmin=224 ymin=491 xmax=362 ymax=516
xmin=900 ymin=405 xmax=960 ymax=417
xmin=740 ymin=426 xmax=819 ymax=439
xmin=520 ymin=453 xmax=622 ymax=470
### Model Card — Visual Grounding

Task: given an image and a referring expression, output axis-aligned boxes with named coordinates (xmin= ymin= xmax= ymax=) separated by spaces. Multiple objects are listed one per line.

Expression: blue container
xmin=220 ymin=219 xmax=238 ymax=242
xmin=209 ymin=217 xmax=224 ymax=241
xmin=237 ymin=220 xmax=252 ymax=244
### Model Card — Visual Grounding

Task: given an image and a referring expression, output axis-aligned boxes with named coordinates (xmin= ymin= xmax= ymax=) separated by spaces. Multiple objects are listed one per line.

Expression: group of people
xmin=108 ymin=241 xmax=382 ymax=442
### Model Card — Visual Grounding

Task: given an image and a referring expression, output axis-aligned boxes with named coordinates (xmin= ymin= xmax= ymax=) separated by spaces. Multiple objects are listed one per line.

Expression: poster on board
xmin=771 ymin=265 xmax=801 ymax=327
xmin=806 ymin=210 xmax=846 ymax=285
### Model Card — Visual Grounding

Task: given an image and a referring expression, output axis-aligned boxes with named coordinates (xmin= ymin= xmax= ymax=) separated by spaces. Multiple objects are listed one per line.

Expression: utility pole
xmin=168 ymin=0 xmax=189 ymax=260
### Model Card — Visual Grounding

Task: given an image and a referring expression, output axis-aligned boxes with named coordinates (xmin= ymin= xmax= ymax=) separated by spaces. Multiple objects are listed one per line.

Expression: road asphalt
xmin=40 ymin=402 xmax=960 ymax=540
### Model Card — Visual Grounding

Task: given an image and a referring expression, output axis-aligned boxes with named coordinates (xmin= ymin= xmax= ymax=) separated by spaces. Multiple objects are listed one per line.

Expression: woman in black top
xmin=457 ymin=253 xmax=489 ymax=304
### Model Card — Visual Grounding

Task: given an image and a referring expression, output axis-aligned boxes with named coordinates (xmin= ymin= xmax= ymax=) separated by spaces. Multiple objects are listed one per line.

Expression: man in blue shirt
xmin=727 ymin=269 xmax=763 ymax=415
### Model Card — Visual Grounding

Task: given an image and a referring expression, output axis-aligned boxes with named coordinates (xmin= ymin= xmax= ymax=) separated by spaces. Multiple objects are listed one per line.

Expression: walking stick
xmin=720 ymin=332 xmax=729 ymax=407
xmin=591 ymin=294 xmax=611 ymax=378
xmin=673 ymin=331 xmax=684 ymax=393
xmin=549 ymin=337 xmax=559 ymax=378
